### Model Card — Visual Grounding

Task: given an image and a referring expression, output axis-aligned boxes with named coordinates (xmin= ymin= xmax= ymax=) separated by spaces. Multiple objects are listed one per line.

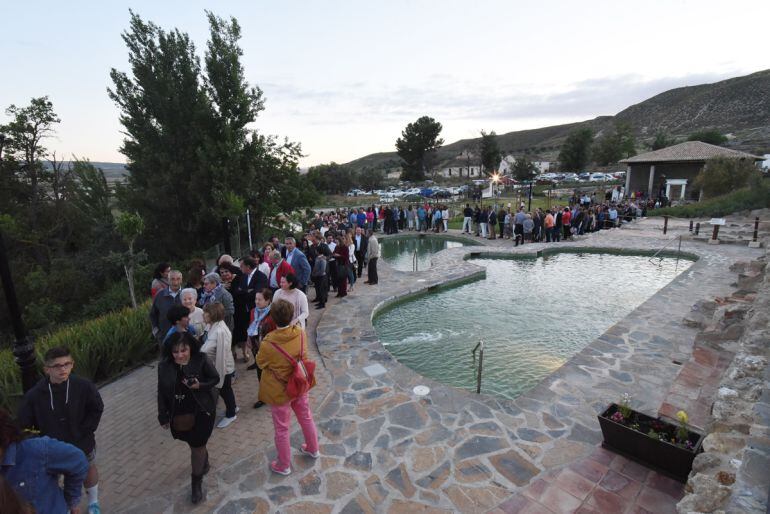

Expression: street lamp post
xmin=0 ymin=132 xmax=39 ymax=392
xmin=528 ymin=182 xmax=533 ymax=212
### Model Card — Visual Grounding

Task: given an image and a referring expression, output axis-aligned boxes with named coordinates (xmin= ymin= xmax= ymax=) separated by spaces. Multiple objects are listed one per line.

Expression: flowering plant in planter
xmin=597 ymin=394 xmax=704 ymax=482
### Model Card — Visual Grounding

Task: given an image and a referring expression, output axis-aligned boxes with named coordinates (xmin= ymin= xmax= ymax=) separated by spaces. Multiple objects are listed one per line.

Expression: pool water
xmin=380 ymin=236 xmax=470 ymax=271
xmin=373 ymin=253 xmax=693 ymax=400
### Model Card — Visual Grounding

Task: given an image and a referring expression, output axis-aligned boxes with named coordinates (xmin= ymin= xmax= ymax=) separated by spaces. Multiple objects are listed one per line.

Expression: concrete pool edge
xmin=310 ymin=227 xmax=764 ymax=512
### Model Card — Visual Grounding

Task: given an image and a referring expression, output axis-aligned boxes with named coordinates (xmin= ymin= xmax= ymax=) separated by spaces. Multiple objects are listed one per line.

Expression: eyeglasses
xmin=46 ymin=362 xmax=74 ymax=370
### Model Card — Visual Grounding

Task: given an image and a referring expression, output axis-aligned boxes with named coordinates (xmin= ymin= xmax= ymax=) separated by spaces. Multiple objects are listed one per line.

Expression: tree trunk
xmin=125 ymin=264 xmax=137 ymax=309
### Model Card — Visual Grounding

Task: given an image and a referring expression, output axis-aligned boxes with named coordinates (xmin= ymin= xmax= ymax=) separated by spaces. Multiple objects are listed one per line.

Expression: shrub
xmin=0 ymin=302 xmax=155 ymax=411
xmin=652 ymin=181 xmax=770 ymax=218
xmin=692 ymin=157 xmax=762 ymax=200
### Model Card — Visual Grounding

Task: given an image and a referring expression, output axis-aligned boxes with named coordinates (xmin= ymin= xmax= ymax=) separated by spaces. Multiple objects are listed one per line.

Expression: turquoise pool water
xmin=373 ymin=252 xmax=693 ymax=399
xmin=380 ymin=236 xmax=471 ymax=271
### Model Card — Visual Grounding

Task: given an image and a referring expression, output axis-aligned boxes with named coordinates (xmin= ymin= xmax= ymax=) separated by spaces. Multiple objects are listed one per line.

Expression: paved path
xmin=95 ymin=220 xmax=764 ymax=513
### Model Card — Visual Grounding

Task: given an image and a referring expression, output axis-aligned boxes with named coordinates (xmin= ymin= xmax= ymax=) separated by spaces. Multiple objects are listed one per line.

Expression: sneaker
xmin=270 ymin=460 xmax=291 ymax=475
xmin=88 ymin=503 xmax=101 ymax=514
xmin=217 ymin=415 xmax=237 ymax=429
xmin=217 ymin=406 xmax=240 ymax=417
xmin=299 ymin=443 xmax=320 ymax=458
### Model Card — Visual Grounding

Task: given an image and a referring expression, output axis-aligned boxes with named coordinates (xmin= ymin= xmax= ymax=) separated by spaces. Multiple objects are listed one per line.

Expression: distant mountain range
xmin=43 ymin=161 xmax=128 ymax=183
xmin=344 ymin=69 xmax=770 ymax=174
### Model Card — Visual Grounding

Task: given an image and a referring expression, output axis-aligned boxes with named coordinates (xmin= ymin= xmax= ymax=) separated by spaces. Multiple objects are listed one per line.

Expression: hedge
xmin=651 ymin=183 xmax=770 ymax=219
xmin=0 ymin=302 xmax=155 ymax=412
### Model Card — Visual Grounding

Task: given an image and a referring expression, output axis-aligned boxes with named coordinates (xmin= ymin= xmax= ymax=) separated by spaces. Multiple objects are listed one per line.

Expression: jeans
xmin=462 ymin=216 xmax=471 ymax=232
xmin=270 ymin=394 xmax=318 ymax=470
xmin=480 ymin=222 xmax=488 ymax=238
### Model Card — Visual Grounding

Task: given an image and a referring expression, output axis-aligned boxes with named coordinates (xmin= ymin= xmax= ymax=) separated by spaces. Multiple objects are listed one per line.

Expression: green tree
xmin=479 ymin=130 xmax=502 ymax=175
xmin=687 ymin=130 xmax=727 ymax=146
xmin=396 ymin=116 xmax=443 ymax=182
xmin=511 ymin=157 xmax=538 ymax=182
xmin=306 ymin=162 xmax=356 ymax=195
xmin=692 ymin=156 xmax=761 ymax=199
xmin=110 ymin=11 xmax=311 ymax=257
xmin=592 ymin=122 xmax=636 ymax=165
xmin=650 ymin=130 xmax=678 ymax=150
xmin=358 ymin=168 xmax=385 ymax=192
xmin=558 ymin=128 xmax=594 ymax=171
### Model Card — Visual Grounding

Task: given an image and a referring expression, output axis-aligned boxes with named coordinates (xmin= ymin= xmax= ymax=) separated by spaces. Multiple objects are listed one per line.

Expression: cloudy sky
xmin=1 ymin=0 xmax=768 ymax=167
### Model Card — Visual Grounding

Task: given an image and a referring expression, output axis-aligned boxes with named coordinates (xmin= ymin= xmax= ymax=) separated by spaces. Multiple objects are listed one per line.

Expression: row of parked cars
xmin=536 ymin=171 xmax=625 ymax=183
xmin=346 ymin=185 xmax=468 ymax=201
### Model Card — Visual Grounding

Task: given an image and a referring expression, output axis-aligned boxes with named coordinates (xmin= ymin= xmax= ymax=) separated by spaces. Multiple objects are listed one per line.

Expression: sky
xmin=1 ymin=0 xmax=769 ymax=168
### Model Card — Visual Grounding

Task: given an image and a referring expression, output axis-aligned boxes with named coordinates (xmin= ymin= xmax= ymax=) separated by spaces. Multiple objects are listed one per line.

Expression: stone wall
xmin=677 ymin=255 xmax=770 ymax=513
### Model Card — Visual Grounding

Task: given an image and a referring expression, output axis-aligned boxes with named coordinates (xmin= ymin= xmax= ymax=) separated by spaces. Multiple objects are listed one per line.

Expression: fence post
xmin=749 ymin=217 xmax=762 ymax=248
xmin=709 ymin=224 xmax=720 ymax=245
xmin=689 ymin=220 xmax=693 ymax=233
xmin=695 ymin=223 xmax=700 ymax=236
xmin=663 ymin=216 xmax=669 ymax=235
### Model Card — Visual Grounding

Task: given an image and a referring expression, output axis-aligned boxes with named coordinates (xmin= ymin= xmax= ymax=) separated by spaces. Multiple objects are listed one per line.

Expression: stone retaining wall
xmin=677 ymin=253 xmax=770 ymax=513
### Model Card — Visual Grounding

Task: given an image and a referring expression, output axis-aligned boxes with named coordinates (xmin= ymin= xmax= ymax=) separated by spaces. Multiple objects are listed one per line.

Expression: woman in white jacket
xmin=201 ymin=302 xmax=238 ymax=429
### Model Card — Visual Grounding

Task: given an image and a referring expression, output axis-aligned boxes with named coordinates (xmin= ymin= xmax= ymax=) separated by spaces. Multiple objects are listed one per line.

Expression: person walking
xmin=256 ymin=300 xmax=319 ymax=476
xmin=311 ymin=246 xmax=329 ymax=309
xmin=200 ymin=272 xmax=235 ymax=331
xmin=157 ymin=332 xmax=219 ymax=504
xmin=16 ymin=347 xmax=103 ymax=514
xmin=353 ymin=226 xmax=368 ymax=279
xmin=246 ymin=288 xmax=277 ymax=408
xmin=365 ymin=229 xmax=379 ymax=285
xmin=150 ymin=269 xmax=183 ymax=344
xmin=201 ymin=303 xmax=238 ymax=429
xmin=273 ymin=273 xmax=310 ymax=329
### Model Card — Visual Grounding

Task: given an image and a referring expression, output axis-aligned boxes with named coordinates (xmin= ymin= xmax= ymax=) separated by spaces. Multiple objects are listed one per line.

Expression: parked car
xmin=589 ymin=173 xmax=610 ymax=182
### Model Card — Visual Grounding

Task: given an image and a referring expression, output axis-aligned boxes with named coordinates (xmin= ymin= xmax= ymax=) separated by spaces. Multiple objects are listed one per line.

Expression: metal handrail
xmin=649 ymin=234 xmax=682 ymax=263
xmin=412 ymin=249 xmax=418 ymax=272
xmin=472 ymin=340 xmax=484 ymax=394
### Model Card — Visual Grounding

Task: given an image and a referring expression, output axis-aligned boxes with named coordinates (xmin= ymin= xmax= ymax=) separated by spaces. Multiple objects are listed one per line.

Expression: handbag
xmin=270 ymin=331 xmax=316 ymax=398
xmin=171 ymin=413 xmax=195 ymax=431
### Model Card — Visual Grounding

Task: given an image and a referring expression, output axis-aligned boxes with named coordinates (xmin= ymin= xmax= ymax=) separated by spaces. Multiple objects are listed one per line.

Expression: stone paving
xmin=99 ymin=219 xmax=765 ymax=513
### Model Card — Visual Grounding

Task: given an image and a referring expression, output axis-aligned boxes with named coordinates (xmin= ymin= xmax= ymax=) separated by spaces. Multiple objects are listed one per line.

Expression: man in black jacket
xmin=17 ymin=346 xmax=104 ymax=514
xmin=233 ymin=257 xmax=269 ymax=361
xmin=353 ymin=226 xmax=368 ymax=278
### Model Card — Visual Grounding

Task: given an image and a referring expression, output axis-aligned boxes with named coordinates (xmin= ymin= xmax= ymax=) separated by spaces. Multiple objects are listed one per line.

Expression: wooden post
xmin=689 ymin=220 xmax=693 ymax=233
xmin=749 ymin=217 xmax=762 ymax=248
xmin=663 ymin=216 xmax=669 ymax=235
xmin=712 ymin=225 xmax=720 ymax=240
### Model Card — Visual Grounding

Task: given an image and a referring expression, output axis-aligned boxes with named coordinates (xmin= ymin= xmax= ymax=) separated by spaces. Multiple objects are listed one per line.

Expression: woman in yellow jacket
xmin=256 ymin=299 xmax=319 ymax=475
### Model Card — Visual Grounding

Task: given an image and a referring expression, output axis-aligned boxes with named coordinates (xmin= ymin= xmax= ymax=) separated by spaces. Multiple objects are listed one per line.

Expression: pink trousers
xmin=270 ymin=394 xmax=319 ymax=470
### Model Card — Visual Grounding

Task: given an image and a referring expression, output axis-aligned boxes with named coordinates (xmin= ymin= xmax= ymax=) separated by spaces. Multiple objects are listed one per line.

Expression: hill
xmin=344 ymin=69 xmax=770 ymax=175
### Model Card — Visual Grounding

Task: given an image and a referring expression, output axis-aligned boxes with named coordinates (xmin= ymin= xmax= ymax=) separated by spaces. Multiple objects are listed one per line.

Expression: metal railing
xmin=412 ymin=250 xmax=418 ymax=272
xmin=649 ymin=234 xmax=683 ymax=270
xmin=472 ymin=340 xmax=484 ymax=394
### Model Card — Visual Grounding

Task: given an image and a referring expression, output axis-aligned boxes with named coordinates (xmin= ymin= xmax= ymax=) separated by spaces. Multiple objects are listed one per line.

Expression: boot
xmin=202 ymin=454 xmax=210 ymax=475
xmin=191 ymin=474 xmax=204 ymax=504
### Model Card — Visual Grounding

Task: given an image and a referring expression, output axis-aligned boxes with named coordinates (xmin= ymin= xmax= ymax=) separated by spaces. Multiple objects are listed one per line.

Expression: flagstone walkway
xmin=96 ymin=220 xmax=764 ymax=513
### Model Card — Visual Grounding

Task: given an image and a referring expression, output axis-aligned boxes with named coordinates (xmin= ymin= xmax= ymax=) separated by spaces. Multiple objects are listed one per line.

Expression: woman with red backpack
xmin=256 ymin=299 xmax=319 ymax=476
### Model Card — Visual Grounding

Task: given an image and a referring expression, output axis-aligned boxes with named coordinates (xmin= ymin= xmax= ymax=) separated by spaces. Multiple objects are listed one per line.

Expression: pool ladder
xmin=412 ymin=250 xmax=418 ymax=272
xmin=472 ymin=340 xmax=484 ymax=394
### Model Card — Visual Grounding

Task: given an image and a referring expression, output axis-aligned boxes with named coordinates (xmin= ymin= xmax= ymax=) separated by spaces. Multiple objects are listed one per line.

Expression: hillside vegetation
xmin=345 ymin=69 xmax=770 ymax=175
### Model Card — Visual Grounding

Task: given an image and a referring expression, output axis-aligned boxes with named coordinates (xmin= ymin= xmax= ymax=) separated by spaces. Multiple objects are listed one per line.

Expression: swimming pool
xmin=380 ymin=235 xmax=472 ymax=271
xmin=373 ymin=252 xmax=694 ymax=399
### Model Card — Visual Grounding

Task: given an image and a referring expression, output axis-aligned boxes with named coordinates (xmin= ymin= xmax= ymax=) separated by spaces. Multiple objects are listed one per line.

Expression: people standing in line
xmin=487 ymin=207 xmax=497 ymax=240
xmin=163 ymin=304 xmax=197 ymax=346
xmin=185 ymin=260 xmax=206 ymax=300
xmin=268 ymin=250 xmax=295 ymax=294
xmin=441 ymin=205 xmax=450 ymax=232
xmin=233 ymin=257 xmax=268 ymax=363
xmin=473 ymin=205 xmax=481 ymax=236
xmin=311 ymin=246 xmax=330 ymax=309
xmin=16 ymin=347 xmax=104 ymax=514
xmin=479 ymin=206 xmax=489 ymax=238
xmin=150 ymin=269 xmax=183 ymax=344
xmin=284 ymin=237 xmax=311 ymax=293
xmin=497 ymin=207 xmax=506 ymax=238
xmin=544 ymin=210 xmax=555 ymax=242
xmin=1 ymin=408 xmax=89 ymax=514
xmin=182 ymin=288 xmax=206 ymax=336
xmin=256 ymin=300 xmax=319 ymax=476
xmin=273 ymin=273 xmax=310 ymax=329
xmin=562 ymin=207 xmax=572 ymax=240
xmin=353 ymin=226 xmax=368 ymax=279
xmin=246 ymin=288 xmax=277 ymax=408
xmin=200 ymin=272 xmax=235 ymax=331
xmin=157 ymin=332 xmax=219 ymax=505
xmin=331 ymin=236 xmax=350 ymax=297
xmin=406 ymin=205 xmax=415 ymax=231
xmin=523 ymin=214 xmax=535 ymax=243
xmin=325 ymin=233 xmax=338 ymax=292
xmin=201 ymin=303 xmax=238 ymax=429
xmin=417 ymin=205 xmax=427 ymax=232
xmin=365 ymin=229 xmax=379 ymax=285
xmin=462 ymin=204 xmax=473 ymax=234
xmin=151 ymin=262 xmax=171 ymax=298
xmin=344 ymin=233 xmax=357 ymax=292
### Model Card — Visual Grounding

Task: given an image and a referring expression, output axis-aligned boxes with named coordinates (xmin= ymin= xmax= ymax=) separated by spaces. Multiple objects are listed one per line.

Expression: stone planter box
xmin=598 ymin=403 xmax=704 ymax=482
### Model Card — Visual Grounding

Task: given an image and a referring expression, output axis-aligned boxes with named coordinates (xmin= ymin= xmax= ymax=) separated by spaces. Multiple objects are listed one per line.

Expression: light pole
xmin=0 ymin=132 xmax=39 ymax=392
